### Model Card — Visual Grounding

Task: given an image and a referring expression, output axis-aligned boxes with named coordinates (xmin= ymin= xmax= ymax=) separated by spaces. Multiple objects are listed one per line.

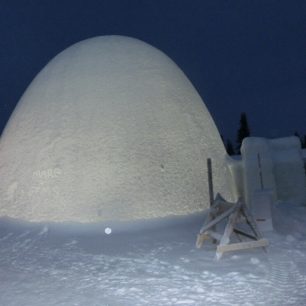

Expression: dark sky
xmin=0 ymin=0 xmax=305 ymax=143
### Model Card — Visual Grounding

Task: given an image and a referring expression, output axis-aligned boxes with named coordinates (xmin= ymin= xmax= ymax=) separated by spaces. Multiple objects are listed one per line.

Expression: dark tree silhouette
xmin=294 ymin=131 xmax=303 ymax=147
xmin=294 ymin=131 xmax=300 ymax=138
xmin=302 ymin=135 xmax=306 ymax=149
xmin=236 ymin=112 xmax=250 ymax=154
xmin=226 ymin=139 xmax=235 ymax=156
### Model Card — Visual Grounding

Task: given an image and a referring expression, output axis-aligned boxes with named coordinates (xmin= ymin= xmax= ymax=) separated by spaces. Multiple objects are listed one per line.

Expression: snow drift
xmin=0 ymin=36 xmax=230 ymax=223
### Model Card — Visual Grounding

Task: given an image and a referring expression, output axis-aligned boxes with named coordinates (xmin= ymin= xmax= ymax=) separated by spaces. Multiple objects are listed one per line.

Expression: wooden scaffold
xmin=196 ymin=159 xmax=269 ymax=260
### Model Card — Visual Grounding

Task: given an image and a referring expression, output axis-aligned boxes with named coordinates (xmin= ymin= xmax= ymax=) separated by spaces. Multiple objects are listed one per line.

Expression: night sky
xmin=1 ymin=0 xmax=305 ymax=143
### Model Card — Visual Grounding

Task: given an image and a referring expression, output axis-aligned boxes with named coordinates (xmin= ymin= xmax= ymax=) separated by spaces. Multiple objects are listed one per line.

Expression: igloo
xmin=0 ymin=36 xmax=230 ymax=223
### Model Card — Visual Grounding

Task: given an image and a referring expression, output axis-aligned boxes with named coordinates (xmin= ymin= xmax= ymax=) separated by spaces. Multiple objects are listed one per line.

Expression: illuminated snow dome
xmin=0 ymin=36 xmax=230 ymax=223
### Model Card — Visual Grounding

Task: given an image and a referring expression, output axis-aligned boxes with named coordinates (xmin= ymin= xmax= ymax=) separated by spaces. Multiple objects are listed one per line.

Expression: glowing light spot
xmin=105 ymin=227 xmax=112 ymax=235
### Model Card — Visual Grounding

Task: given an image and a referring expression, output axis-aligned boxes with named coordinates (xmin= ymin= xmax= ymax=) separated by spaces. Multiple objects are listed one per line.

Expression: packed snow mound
xmin=0 ymin=35 xmax=230 ymax=223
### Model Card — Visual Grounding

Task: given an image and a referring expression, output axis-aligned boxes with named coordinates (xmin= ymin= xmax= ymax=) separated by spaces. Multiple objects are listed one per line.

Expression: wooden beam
xmin=217 ymin=239 xmax=269 ymax=253
xmin=207 ymin=158 xmax=214 ymax=207
xmin=241 ymin=204 xmax=263 ymax=239
xmin=233 ymin=228 xmax=257 ymax=240
xmin=216 ymin=202 xmax=242 ymax=260
xmin=196 ymin=233 xmax=210 ymax=248
xmin=199 ymin=201 xmax=240 ymax=234
xmin=207 ymin=230 xmax=222 ymax=241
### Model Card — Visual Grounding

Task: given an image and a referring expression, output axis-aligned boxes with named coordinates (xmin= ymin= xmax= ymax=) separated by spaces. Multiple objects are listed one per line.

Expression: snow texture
xmin=241 ymin=137 xmax=277 ymax=207
xmin=241 ymin=137 xmax=306 ymax=207
xmin=1 ymin=201 xmax=306 ymax=305
xmin=271 ymin=137 xmax=306 ymax=204
xmin=0 ymin=36 xmax=230 ymax=223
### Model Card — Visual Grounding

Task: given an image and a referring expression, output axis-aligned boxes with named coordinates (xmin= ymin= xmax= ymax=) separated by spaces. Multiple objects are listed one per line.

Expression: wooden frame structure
xmin=196 ymin=194 xmax=269 ymax=260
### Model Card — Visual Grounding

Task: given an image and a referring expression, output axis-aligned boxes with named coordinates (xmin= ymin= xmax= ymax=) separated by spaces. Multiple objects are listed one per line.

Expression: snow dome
xmin=0 ymin=36 xmax=230 ymax=223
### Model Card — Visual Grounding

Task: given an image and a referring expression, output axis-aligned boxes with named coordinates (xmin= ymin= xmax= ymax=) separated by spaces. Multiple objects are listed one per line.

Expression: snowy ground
xmin=1 ymin=202 xmax=306 ymax=306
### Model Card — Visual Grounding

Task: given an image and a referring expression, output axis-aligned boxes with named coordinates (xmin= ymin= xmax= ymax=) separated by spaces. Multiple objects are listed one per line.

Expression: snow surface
xmin=0 ymin=36 xmax=230 ymax=223
xmin=1 ymin=202 xmax=306 ymax=306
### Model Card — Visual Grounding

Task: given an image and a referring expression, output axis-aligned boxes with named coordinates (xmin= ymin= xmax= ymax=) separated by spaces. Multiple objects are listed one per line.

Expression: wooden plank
xmin=207 ymin=230 xmax=222 ymax=241
xmin=199 ymin=201 xmax=239 ymax=234
xmin=200 ymin=196 xmax=224 ymax=226
xmin=196 ymin=233 xmax=210 ymax=248
xmin=213 ymin=193 xmax=233 ymax=208
xmin=241 ymin=203 xmax=263 ymax=239
xmin=196 ymin=230 xmax=222 ymax=248
xmin=233 ymin=228 xmax=257 ymax=240
xmin=207 ymin=158 xmax=214 ymax=207
xmin=217 ymin=239 xmax=269 ymax=253
xmin=215 ymin=202 xmax=242 ymax=260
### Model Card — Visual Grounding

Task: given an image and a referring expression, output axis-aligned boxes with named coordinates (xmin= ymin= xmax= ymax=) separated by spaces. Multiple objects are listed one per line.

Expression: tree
xmin=294 ymin=131 xmax=303 ymax=148
xmin=236 ymin=112 xmax=250 ymax=154
xmin=226 ymin=139 xmax=235 ymax=156
xmin=302 ymin=135 xmax=306 ymax=149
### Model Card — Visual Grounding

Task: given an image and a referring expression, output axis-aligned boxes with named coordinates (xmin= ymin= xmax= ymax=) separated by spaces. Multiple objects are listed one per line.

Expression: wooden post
xmin=207 ymin=158 xmax=214 ymax=207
